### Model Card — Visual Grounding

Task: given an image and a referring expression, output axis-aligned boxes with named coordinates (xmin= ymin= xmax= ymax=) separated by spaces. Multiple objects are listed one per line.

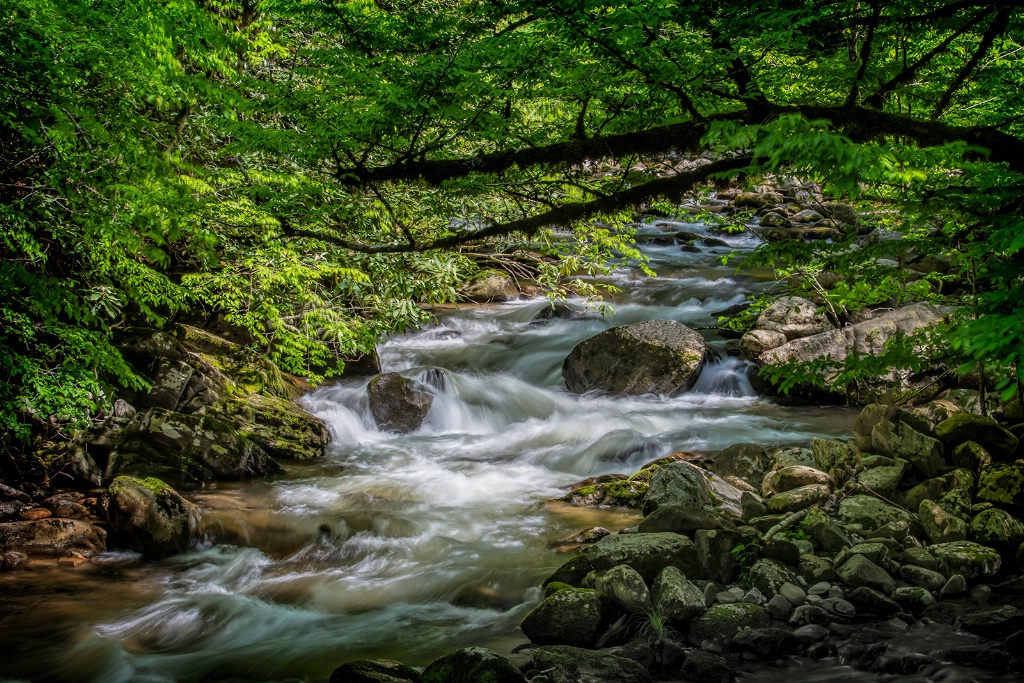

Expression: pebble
xmin=743 ymin=587 xmax=767 ymax=606
xmin=780 ymin=582 xmax=806 ymax=606
xmin=940 ymin=574 xmax=967 ymax=597
xmin=716 ymin=591 xmax=739 ymax=604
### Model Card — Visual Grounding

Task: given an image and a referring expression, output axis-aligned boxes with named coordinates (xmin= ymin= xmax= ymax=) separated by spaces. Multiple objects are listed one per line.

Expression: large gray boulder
xmin=760 ymin=303 xmax=951 ymax=403
xmin=562 ymin=320 xmax=707 ymax=396
xmin=652 ymin=566 xmax=707 ymax=622
xmin=367 ymin=372 xmax=434 ymax=433
xmin=641 ymin=460 xmax=714 ymax=515
xmin=107 ymin=476 xmax=201 ymax=556
xmin=711 ymin=443 xmax=770 ymax=490
xmin=458 ymin=271 xmax=519 ymax=303
xmin=755 ymin=296 xmax=830 ymax=341
xmin=584 ymin=532 xmax=701 ymax=582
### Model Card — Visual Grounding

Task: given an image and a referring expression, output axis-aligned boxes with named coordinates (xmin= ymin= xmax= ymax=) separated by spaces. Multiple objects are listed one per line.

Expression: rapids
xmin=0 ymin=218 xmax=864 ymax=682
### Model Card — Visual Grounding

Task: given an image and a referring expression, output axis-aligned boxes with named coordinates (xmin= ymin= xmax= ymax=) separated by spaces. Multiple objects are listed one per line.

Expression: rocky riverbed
xmin=3 ymin=181 xmax=1022 ymax=683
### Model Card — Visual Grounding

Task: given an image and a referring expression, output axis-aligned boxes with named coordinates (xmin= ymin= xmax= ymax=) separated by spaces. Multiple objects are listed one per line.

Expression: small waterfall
xmin=691 ymin=356 xmax=757 ymax=397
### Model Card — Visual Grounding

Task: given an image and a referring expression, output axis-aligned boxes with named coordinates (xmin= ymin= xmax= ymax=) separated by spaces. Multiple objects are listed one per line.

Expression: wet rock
xmin=929 ymin=541 xmax=1001 ymax=579
xmin=329 ymin=658 xmax=421 ymax=683
xmin=584 ymin=532 xmax=700 ymax=582
xmin=732 ymin=627 xmax=799 ymax=658
xmin=458 ymin=271 xmax=519 ymax=303
xmin=837 ymin=495 xmax=914 ymax=533
xmin=958 ymin=605 xmax=1024 ymax=639
xmin=791 ymin=209 xmax=822 ymax=223
xmin=817 ymin=597 xmax=856 ymax=619
xmin=595 ymin=564 xmax=650 ymax=614
xmin=368 ymin=373 xmax=434 ymax=433
xmin=688 ymin=602 xmax=770 ymax=645
xmin=934 ymin=414 xmax=1019 ymax=457
xmin=554 ymin=527 xmax=611 ymax=546
xmin=681 ymin=650 xmax=733 ymax=683
xmin=711 ymin=443 xmax=770 ymax=490
xmin=562 ymin=320 xmax=707 ymax=396
xmin=755 ymin=296 xmax=830 ymax=341
xmin=793 ymin=624 xmax=828 ymax=643
xmin=421 ymin=647 xmax=525 ymax=683
xmin=758 ymin=211 xmax=790 ymax=228
xmin=520 ymin=587 xmax=604 ymax=647
xmin=739 ymin=329 xmax=788 ymax=361
xmin=734 ymin=191 xmax=783 ymax=209
xmin=899 ymin=565 xmax=946 ymax=591
xmin=107 ymin=476 xmax=200 ymax=556
xmin=835 ymin=554 xmax=896 ymax=594
xmin=788 ymin=604 xmax=832 ymax=626
xmin=214 ymin=393 xmax=330 ymax=462
xmin=919 ymin=499 xmax=968 ymax=544
xmin=892 ymin=586 xmax=935 ymax=614
xmin=562 ymin=474 xmax=649 ymax=508
xmin=940 ymin=574 xmax=968 ymax=597
xmin=749 ymin=559 xmax=801 ymax=599
xmin=0 ymin=518 xmax=104 ymax=557
xmin=846 ymin=586 xmax=901 ymax=618
xmin=1 ymin=551 xmax=28 ymax=570
xmin=107 ymin=408 xmax=282 ymax=485
xmin=766 ymin=484 xmax=830 ymax=514
xmin=938 ymin=646 xmax=1010 ymax=673
xmin=530 ymin=645 xmax=650 ymax=683
xmin=652 ymin=566 xmax=706 ymax=622
xmin=902 ymin=546 xmax=938 ymax=571
xmin=19 ymin=508 xmax=51 ymax=521
xmin=641 ymin=461 xmax=714 ymax=515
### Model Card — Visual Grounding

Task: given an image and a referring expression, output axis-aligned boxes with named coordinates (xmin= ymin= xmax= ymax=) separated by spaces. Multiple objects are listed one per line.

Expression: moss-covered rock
xmin=595 ymin=564 xmax=650 ymax=614
xmin=652 ymin=566 xmax=706 ymax=622
xmin=903 ymin=469 xmax=975 ymax=518
xmin=216 ymin=394 xmax=328 ymax=461
xmin=934 ymin=414 xmax=1019 ymax=459
xmin=563 ymin=476 xmax=650 ymax=508
xmin=952 ymin=441 xmax=992 ymax=470
xmin=835 ymin=554 xmax=896 ymax=594
xmin=930 ymin=541 xmax=1001 ymax=579
xmin=520 ymin=588 xmax=604 ymax=648
xmin=837 ymin=495 xmax=914 ymax=533
xmin=711 ymin=443 xmax=770 ymax=490
xmin=688 ymin=602 xmax=770 ymax=644
xmin=420 ymin=648 xmax=524 ymax=683
xmin=107 ymin=475 xmax=201 ymax=556
xmin=641 ymin=460 xmax=713 ymax=515
xmin=749 ymin=558 xmax=801 ymax=598
xmin=919 ymin=499 xmax=967 ymax=544
xmin=977 ymin=463 xmax=1024 ymax=509
xmin=530 ymin=646 xmax=651 ymax=683
xmin=562 ymin=319 xmax=707 ymax=396
xmin=457 ymin=270 xmax=519 ymax=303
xmin=969 ymin=508 xmax=1024 ymax=549
xmin=583 ymin=532 xmax=700 ymax=582
xmin=0 ymin=518 xmax=105 ymax=557
xmin=329 ymin=659 xmax=421 ymax=683
xmin=767 ymin=484 xmax=831 ymax=513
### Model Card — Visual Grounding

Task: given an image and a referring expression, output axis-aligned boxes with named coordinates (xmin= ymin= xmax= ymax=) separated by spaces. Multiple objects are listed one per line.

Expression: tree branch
xmin=845 ymin=2 xmax=881 ymax=108
xmin=932 ymin=8 xmax=1012 ymax=119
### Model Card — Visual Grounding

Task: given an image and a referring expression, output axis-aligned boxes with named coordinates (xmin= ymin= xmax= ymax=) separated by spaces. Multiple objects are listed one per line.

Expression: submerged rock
xmin=107 ymin=476 xmax=201 ymax=556
xmin=367 ymin=372 xmax=434 ymax=433
xmin=562 ymin=320 xmax=707 ymax=396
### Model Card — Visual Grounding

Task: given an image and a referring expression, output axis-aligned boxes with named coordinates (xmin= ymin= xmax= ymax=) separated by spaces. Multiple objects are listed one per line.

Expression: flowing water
xmin=0 ymin=218 xmax=866 ymax=682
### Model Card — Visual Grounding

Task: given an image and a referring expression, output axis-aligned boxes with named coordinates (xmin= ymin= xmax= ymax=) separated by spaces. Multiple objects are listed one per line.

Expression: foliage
xmin=3 ymin=0 xmax=1024 ymax=455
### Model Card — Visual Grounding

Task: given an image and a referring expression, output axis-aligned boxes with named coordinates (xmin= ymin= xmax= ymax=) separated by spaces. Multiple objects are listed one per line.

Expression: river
xmin=0 ymin=217 xmax=859 ymax=682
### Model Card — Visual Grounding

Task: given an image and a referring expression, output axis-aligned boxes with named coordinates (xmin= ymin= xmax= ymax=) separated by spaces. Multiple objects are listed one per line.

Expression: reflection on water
xmin=0 ymin=219 xmax=859 ymax=682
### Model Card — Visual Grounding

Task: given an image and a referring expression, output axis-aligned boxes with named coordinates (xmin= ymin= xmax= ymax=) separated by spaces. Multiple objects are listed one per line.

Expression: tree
xmin=2 ymin=0 xmax=1023 ymax=450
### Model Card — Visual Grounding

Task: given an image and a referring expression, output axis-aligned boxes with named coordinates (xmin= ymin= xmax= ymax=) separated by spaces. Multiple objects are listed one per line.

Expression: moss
xmin=544 ymin=581 xmax=574 ymax=598
xmin=109 ymin=475 xmax=171 ymax=496
xmin=978 ymin=463 xmax=1024 ymax=506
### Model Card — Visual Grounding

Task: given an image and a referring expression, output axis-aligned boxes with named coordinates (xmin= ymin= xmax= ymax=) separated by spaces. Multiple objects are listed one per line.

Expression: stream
xmin=0 ymin=218 xmax=864 ymax=682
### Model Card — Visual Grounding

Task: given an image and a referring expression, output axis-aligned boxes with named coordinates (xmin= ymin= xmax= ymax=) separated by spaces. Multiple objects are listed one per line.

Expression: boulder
xmin=760 ymin=303 xmax=952 ymax=403
xmin=758 ymin=212 xmax=790 ymax=228
xmin=766 ymin=484 xmax=830 ymax=513
xmin=919 ymin=499 xmax=967 ymax=544
xmin=421 ymin=648 xmax=524 ymax=683
xmin=929 ymin=541 xmax=1002 ymax=579
xmin=595 ymin=564 xmax=650 ymax=614
xmin=899 ymin=565 xmax=947 ymax=592
xmin=641 ymin=461 xmax=714 ymax=515
xmin=520 ymin=588 xmax=604 ymax=648
xmin=0 ymin=518 xmax=105 ymax=557
xmin=107 ymin=476 xmax=201 ymax=556
xmin=696 ymin=529 xmax=744 ymax=584
xmin=952 ymin=441 xmax=992 ymax=470
xmin=458 ymin=271 xmax=519 ymax=303
xmin=214 ymin=394 xmax=329 ymax=461
xmin=739 ymin=329 xmax=788 ymax=361
xmin=367 ymin=373 xmax=434 ymax=433
xmin=652 ymin=566 xmax=706 ymax=622
xmin=764 ymin=466 xmax=832 ymax=495
xmin=835 ymin=555 xmax=896 ymax=594
xmin=871 ymin=419 xmax=945 ymax=479
xmin=530 ymin=646 xmax=650 ymax=683
xmin=977 ymin=462 xmax=1024 ymax=509
xmin=562 ymin=320 xmax=707 ymax=396
xmin=810 ymin=438 xmax=858 ymax=483
xmin=846 ymin=586 xmax=900 ymax=618
xmin=734 ymin=191 xmax=784 ymax=209
xmin=637 ymin=505 xmax=736 ymax=535
xmin=801 ymin=508 xmax=853 ymax=552
xmin=970 ymin=508 xmax=1024 ymax=548
xmin=749 ymin=559 xmax=802 ymax=598
xmin=733 ymin=627 xmax=800 ymax=658
xmin=837 ymin=495 xmax=915 ymax=532
xmin=904 ymin=469 xmax=975 ymax=518
xmin=688 ymin=602 xmax=770 ymax=644
xmin=755 ymin=296 xmax=830 ymax=341
xmin=680 ymin=650 xmax=733 ymax=683
xmin=107 ymin=408 xmax=282 ymax=486
xmin=857 ymin=458 xmax=907 ymax=500
xmin=711 ymin=443 xmax=770 ymax=490
xmin=329 ymin=659 xmax=421 ymax=683
xmin=935 ymin=414 xmax=1019 ymax=457
xmin=584 ymin=532 xmax=700 ymax=582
